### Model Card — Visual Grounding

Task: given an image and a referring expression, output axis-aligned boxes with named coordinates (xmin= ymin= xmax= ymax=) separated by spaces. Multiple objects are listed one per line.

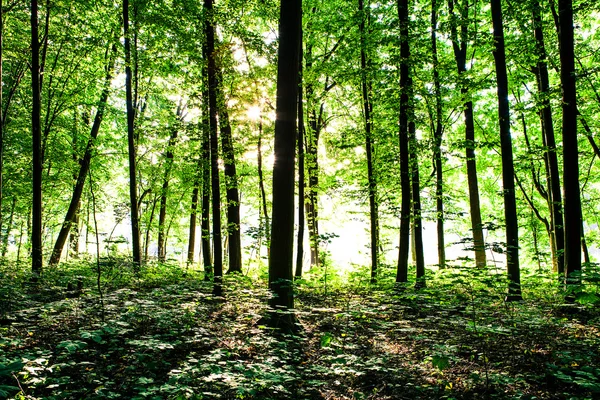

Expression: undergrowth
xmin=0 ymin=258 xmax=599 ymax=399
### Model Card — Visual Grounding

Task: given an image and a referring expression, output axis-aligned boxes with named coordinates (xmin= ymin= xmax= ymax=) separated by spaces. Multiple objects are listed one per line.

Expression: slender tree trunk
xmin=257 ymin=117 xmax=270 ymax=246
xmin=532 ymin=1 xmax=565 ymax=275
xmin=216 ymin=72 xmax=242 ymax=274
xmin=124 ymin=0 xmax=141 ymax=269
xmin=448 ymin=0 xmax=486 ymax=268
xmin=295 ymin=50 xmax=305 ymax=279
xmin=409 ymin=103 xmax=425 ymax=288
xmin=491 ymin=0 xmax=521 ymax=300
xmin=31 ymin=0 xmax=43 ymax=276
xmin=558 ymin=0 xmax=581 ymax=287
xmin=396 ymin=0 xmax=411 ymax=283
xmin=157 ymin=121 xmax=179 ymax=262
xmin=268 ymin=0 xmax=301 ymax=328
xmin=2 ymin=197 xmax=15 ymax=257
xmin=359 ymin=0 xmax=379 ymax=283
xmin=187 ymin=184 xmax=199 ymax=264
xmin=204 ymin=0 xmax=223 ymax=296
xmin=0 ymin=0 xmax=3 ymax=246
xmin=48 ymin=44 xmax=116 ymax=267
xmin=201 ymin=100 xmax=212 ymax=278
xmin=431 ymin=0 xmax=446 ymax=269
xmin=143 ymin=194 xmax=157 ymax=262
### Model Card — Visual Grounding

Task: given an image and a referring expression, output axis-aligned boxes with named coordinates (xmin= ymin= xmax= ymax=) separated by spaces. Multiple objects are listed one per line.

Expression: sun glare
xmin=247 ymin=105 xmax=262 ymax=121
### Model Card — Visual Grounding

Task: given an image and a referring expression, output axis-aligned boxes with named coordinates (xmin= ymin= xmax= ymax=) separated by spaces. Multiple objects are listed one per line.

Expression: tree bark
xmin=359 ymin=0 xmax=379 ymax=283
xmin=187 ymin=184 xmax=199 ymax=264
xmin=124 ymin=0 xmax=141 ymax=269
xmin=268 ymin=0 xmax=302 ymax=328
xmin=447 ymin=0 xmax=486 ymax=268
xmin=532 ymin=1 xmax=565 ymax=275
xmin=558 ymin=0 xmax=581 ymax=287
xmin=48 ymin=44 xmax=116 ymax=267
xmin=431 ymin=0 xmax=446 ymax=269
xmin=409 ymin=100 xmax=425 ymax=288
xmin=31 ymin=0 xmax=43 ymax=276
xmin=204 ymin=0 xmax=223 ymax=296
xmin=396 ymin=0 xmax=410 ymax=283
xmin=491 ymin=0 xmax=521 ymax=300
xmin=216 ymin=71 xmax=242 ymax=274
xmin=295 ymin=47 xmax=305 ymax=279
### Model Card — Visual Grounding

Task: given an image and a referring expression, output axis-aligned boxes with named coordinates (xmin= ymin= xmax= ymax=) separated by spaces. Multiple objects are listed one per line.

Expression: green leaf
xmin=432 ymin=355 xmax=450 ymax=370
xmin=320 ymin=332 xmax=334 ymax=348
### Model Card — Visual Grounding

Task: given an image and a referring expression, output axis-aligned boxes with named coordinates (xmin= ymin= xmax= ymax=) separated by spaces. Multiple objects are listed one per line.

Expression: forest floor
xmin=1 ymin=260 xmax=599 ymax=399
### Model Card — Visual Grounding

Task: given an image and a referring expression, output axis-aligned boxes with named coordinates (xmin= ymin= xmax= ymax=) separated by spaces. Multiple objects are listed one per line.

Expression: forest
xmin=0 ymin=0 xmax=600 ymax=398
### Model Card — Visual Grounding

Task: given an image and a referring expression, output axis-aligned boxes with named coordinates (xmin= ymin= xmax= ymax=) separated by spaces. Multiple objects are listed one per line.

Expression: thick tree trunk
xmin=431 ymin=0 xmax=446 ymax=269
xmin=201 ymin=35 xmax=212 ymax=279
xmin=558 ymin=0 xmax=581 ymax=287
xmin=48 ymin=45 xmax=116 ymax=267
xmin=396 ymin=0 xmax=411 ymax=283
xmin=204 ymin=0 xmax=223 ymax=296
xmin=532 ymin=1 xmax=565 ymax=275
xmin=31 ymin=0 xmax=43 ymax=276
xmin=124 ymin=0 xmax=141 ymax=269
xmin=359 ymin=0 xmax=379 ymax=283
xmin=447 ymin=0 xmax=486 ymax=268
xmin=268 ymin=0 xmax=301 ymax=328
xmin=491 ymin=0 xmax=521 ymax=300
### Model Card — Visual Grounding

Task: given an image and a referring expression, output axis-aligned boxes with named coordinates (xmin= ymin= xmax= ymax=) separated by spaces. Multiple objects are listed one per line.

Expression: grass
xmin=1 ymin=258 xmax=599 ymax=399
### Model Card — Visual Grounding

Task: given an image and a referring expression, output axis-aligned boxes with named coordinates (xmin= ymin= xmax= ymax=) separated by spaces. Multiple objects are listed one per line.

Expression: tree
xmin=447 ymin=0 xmax=487 ymax=268
xmin=396 ymin=0 xmax=411 ymax=283
xmin=124 ymin=0 xmax=141 ymax=269
xmin=268 ymin=0 xmax=301 ymax=328
xmin=491 ymin=0 xmax=521 ymax=300
xmin=204 ymin=0 xmax=223 ymax=295
xmin=31 ymin=0 xmax=42 ymax=277
xmin=558 ymin=0 xmax=581 ymax=288
xmin=358 ymin=0 xmax=379 ymax=283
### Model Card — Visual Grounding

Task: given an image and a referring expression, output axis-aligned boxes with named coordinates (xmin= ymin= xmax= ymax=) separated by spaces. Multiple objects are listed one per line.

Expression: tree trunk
xmin=409 ymin=104 xmax=425 ymax=288
xmin=359 ymin=0 xmax=379 ymax=283
xmin=124 ymin=0 xmax=141 ymax=269
xmin=157 ymin=109 xmax=181 ymax=262
xmin=31 ymin=0 xmax=43 ymax=277
xmin=532 ymin=1 xmax=565 ymax=275
xmin=447 ymin=0 xmax=486 ymax=268
xmin=216 ymin=72 xmax=242 ymax=274
xmin=491 ymin=0 xmax=521 ymax=300
xmin=431 ymin=0 xmax=446 ymax=269
xmin=257 ymin=117 xmax=270 ymax=249
xmin=204 ymin=0 xmax=223 ymax=296
xmin=396 ymin=0 xmax=411 ymax=283
xmin=558 ymin=0 xmax=581 ymax=287
xmin=295 ymin=49 xmax=305 ymax=279
xmin=187 ymin=184 xmax=199 ymax=264
xmin=200 ymin=30 xmax=212 ymax=279
xmin=268 ymin=0 xmax=301 ymax=329
xmin=48 ymin=44 xmax=116 ymax=267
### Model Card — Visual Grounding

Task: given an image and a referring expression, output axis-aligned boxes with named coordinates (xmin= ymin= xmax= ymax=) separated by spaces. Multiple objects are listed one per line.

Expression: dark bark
xmin=0 ymin=0 xmax=3 ymax=246
xmin=31 ymin=0 xmax=43 ymax=276
xmin=532 ymin=1 xmax=565 ymax=275
xmin=257 ymin=117 xmax=270 ymax=245
xmin=201 ymin=29 xmax=212 ymax=279
xmin=396 ymin=0 xmax=410 ymax=283
xmin=187 ymin=185 xmax=199 ymax=264
xmin=268 ymin=0 xmax=301 ymax=327
xmin=124 ymin=0 xmax=141 ymax=269
xmin=48 ymin=44 xmax=116 ymax=267
xmin=204 ymin=0 xmax=222 ymax=296
xmin=409 ymin=100 xmax=425 ymax=288
xmin=359 ymin=0 xmax=379 ymax=283
xmin=216 ymin=72 xmax=242 ymax=274
xmin=447 ymin=0 xmax=486 ymax=267
xmin=295 ymin=48 xmax=305 ymax=279
xmin=157 ymin=102 xmax=183 ymax=262
xmin=491 ymin=0 xmax=521 ymax=300
xmin=431 ymin=0 xmax=446 ymax=269
xmin=558 ymin=0 xmax=581 ymax=287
